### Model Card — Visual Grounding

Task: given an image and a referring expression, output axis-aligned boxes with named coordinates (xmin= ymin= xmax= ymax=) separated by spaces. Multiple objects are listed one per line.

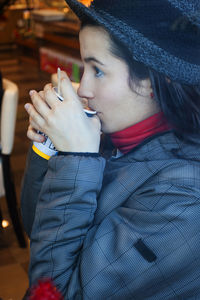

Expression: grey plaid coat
xmin=21 ymin=131 xmax=200 ymax=299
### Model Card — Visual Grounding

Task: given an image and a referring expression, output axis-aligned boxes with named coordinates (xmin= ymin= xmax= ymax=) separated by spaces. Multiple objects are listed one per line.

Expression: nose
xmin=77 ymin=75 xmax=94 ymax=100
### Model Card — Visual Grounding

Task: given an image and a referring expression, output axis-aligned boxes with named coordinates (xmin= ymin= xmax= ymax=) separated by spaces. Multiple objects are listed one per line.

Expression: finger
xmin=29 ymin=90 xmax=51 ymax=118
xmin=40 ymin=86 xmax=58 ymax=108
xmin=38 ymin=90 xmax=45 ymax=100
xmin=24 ymin=102 xmax=45 ymax=129
xmin=27 ymin=124 xmax=45 ymax=143
xmin=38 ymin=90 xmax=52 ymax=109
xmin=29 ymin=116 xmax=41 ymax=132
xmin=44 ymin=87 xmax=60 ymax=108
xmin=43 ymin=83 xmax=53 ymax=93
xmin=58 ymin=72 xmax=84 ymax=105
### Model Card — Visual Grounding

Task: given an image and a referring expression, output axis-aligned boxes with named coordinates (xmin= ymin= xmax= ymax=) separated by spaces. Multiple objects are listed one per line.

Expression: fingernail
xmin=29 ymin=90 xmax=35 ymax=96
xmin=24 ymin=103 xmax=30 ymax=111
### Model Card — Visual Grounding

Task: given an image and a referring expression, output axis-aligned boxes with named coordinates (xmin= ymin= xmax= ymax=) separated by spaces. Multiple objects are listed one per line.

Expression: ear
xmin=137 ymin=78 xmax=153 ymax=98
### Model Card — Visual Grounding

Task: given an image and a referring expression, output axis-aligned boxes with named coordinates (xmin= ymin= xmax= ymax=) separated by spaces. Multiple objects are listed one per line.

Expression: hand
xmin=26 ymin=90 xmax=46 ymax=144
xmin=25 ymin=72 xmax=101 ymax=153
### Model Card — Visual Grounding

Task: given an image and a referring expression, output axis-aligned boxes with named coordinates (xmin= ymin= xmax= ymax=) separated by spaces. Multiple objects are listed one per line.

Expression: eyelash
xmin=93 ymin=66 xmax=104 ymax=78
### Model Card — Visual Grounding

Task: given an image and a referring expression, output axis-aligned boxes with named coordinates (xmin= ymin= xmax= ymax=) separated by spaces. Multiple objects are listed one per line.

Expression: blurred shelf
xmin=15 ymin=19 xmax=81 ymax=63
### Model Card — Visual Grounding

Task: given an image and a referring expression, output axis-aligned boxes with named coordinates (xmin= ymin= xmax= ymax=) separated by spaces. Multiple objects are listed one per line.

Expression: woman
xmin=21 ymin=0 xmax=200 ymax=298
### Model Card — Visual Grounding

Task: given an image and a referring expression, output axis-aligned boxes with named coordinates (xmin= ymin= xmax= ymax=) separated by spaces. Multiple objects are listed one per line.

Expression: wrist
xmin=56 ymin=142 xmax=100 ymax=153
xmin=58 ymin=152 xmax=100 ymax=157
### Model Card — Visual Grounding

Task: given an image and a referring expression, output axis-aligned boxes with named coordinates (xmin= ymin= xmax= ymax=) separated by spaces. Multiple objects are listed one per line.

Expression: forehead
xmin=79 ymin=26 xmax=111 ymax=55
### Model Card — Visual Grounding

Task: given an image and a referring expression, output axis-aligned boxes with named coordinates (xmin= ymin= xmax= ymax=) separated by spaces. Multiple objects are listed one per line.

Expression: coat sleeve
xmin=20 ymin=146 xmax=49 ymax=237
xmin=29 ymin=155 xmax=200 ymax=299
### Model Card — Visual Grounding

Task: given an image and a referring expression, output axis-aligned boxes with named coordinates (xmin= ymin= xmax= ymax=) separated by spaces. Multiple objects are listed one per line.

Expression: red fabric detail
xmin=29 ymin=279 xmax=63 ymax=300
xmin=110 ymin=112 xmax=170 ymax=154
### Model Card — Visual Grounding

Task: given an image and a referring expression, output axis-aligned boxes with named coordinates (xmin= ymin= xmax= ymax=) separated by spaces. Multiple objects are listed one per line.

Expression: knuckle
xmin=44 ymin=83 xmax=52 ymax=92
xmin=38 ymin=91 xmax=44 ymax=99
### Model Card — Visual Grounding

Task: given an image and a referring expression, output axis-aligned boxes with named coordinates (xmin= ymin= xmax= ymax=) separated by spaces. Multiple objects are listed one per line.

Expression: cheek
xmin=107 ymin=75 xmax=129 ymax=97
xmin=105 ymin=87 xmax=125 ymax=109
xmin=99 ymin=82 xmax=119 ymax=100
xmin=96 ymin=76 xmax=130 ymax=111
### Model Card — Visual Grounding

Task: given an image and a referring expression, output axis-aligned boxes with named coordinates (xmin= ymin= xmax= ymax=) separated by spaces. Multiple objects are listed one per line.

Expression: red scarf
xmin=29 ymin=279 xmax=63 ymax=300
xmin=110 ymin=112 xmax=170 ymax=154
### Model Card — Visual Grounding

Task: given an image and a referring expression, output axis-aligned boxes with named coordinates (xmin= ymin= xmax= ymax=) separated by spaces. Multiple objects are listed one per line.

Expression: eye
xmin=93 ymin=66 xmax=104 ymax=78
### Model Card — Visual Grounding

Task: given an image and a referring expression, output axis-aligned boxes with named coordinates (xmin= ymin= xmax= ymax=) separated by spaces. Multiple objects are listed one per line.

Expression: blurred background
xmin=0 ymin=1 xmax=82 ymax=299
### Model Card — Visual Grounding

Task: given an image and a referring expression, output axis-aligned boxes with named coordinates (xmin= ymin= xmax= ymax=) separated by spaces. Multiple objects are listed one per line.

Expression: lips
xmin=84 ymin=106 xmax=96 ymax=112
xmin=87 ymin=103 xmax=97 ymax=113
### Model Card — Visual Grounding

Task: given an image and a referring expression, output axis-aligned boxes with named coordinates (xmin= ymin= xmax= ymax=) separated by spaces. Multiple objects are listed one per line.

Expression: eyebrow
xmin=84 ymin=56 xmax=105 ymax=66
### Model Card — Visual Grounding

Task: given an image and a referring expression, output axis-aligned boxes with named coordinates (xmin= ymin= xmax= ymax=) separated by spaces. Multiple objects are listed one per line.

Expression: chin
xmin=101 ymin=125 xmax=115 ymax=134
xmin=101 ymin=124 xmax=109 ymax=134
xmin=100 ymin=120 xmax=119 ymax=134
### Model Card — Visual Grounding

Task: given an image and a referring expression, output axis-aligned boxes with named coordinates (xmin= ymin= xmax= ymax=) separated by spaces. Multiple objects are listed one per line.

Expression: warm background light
xmin=79 ymin=0 xmax=93 ymax=7
xmin=2 ymin=219 xmax=9 ymax=228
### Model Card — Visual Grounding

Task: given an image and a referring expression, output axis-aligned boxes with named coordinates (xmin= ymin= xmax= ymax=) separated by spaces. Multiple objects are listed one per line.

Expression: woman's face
xmin=78 ymin=26 xmax=159 ymax=134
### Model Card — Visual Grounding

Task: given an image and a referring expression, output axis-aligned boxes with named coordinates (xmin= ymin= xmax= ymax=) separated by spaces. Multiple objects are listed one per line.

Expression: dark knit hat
xmin=65 ymin=0 xmax=200 ymax=85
